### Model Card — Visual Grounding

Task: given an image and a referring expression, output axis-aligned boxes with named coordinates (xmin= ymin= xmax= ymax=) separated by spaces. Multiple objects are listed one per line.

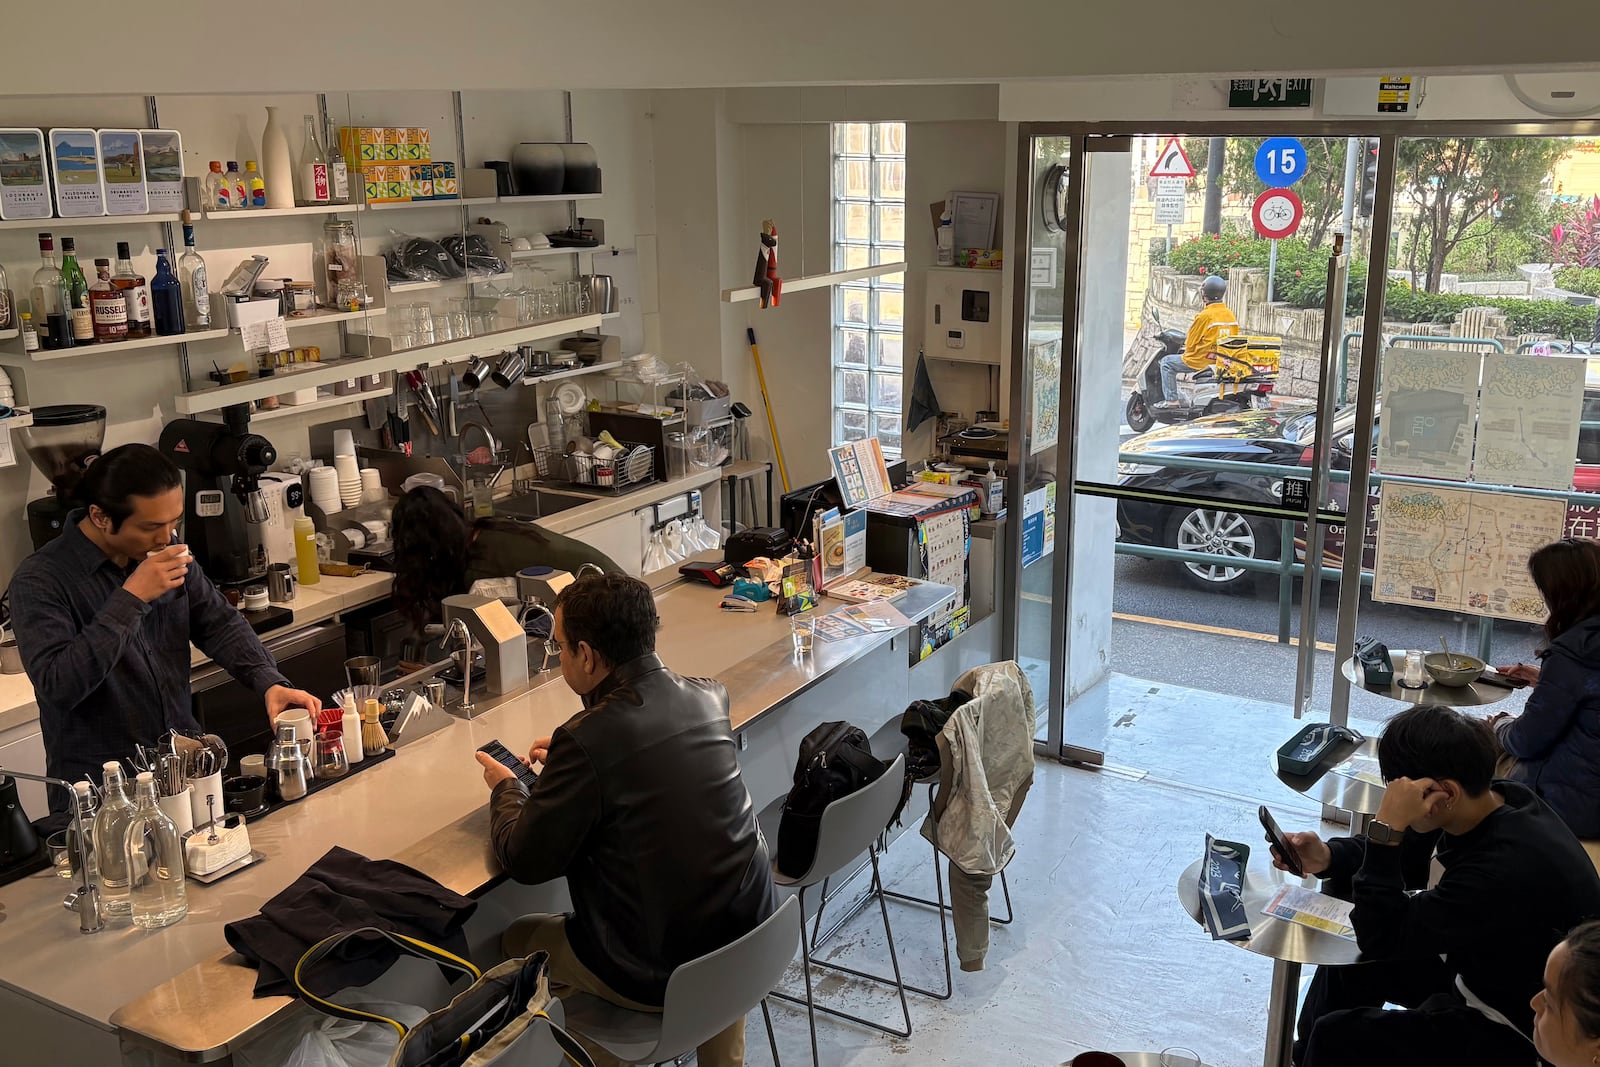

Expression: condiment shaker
xmin=341 ymin=696 xmax=365 ymax=764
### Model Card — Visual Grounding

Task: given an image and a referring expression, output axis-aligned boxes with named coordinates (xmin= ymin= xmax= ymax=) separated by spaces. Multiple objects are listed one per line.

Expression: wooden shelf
xmin=249 ymin=386 xmax=389 ymax=422
xmin=0 ymin=213 xmax=182 ymax=231
xmin=390 ymin=272 xmax=514 ymax=293
xmin=722 ymin=261 xmax=906 ymax=303
xmin=173 ymin=313 xmax=602 ymax=414
xmin=284 ymin=306 xmax=389 ymax=331
xmin=0 ymin=327 xmax=232 ymax=366
xmin=199 ymin=203 xmax=361 ymax=220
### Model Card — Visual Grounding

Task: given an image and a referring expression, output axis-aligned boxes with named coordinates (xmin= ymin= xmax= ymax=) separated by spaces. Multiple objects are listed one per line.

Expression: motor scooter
xmin=1124 ymin=312 xmax=1282 ymax=432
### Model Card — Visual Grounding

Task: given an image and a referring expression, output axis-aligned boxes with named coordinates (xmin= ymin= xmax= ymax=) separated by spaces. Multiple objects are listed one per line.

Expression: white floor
xmin=741 ymin=673 xmax=1382 ymax=1067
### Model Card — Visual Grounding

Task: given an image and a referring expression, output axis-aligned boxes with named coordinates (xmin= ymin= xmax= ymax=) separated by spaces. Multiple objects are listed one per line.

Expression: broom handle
xmin=747 ymin=327 xmax=791 ymax=493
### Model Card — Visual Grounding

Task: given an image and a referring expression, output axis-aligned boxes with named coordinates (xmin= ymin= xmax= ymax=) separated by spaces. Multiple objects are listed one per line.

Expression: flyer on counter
xmin=1263 ymin=885 xmax=1357 ymax=941
xmin=812 ymin=612 xmax=871 ymax=643
xmin=1330 ymin=753 xmax=1385 ymax=787
xmin=842 ymin=601 xmax=911 ymax=631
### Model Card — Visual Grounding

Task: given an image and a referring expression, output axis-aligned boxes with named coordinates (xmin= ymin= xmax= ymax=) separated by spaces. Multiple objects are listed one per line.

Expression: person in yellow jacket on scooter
xmin=1159 ymin=275 xmax=1238 ymax=408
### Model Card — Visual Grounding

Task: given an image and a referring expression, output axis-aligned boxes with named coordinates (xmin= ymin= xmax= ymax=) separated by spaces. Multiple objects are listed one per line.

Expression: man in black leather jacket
xmin=476 ymin=574 xmax=775 ymax=1066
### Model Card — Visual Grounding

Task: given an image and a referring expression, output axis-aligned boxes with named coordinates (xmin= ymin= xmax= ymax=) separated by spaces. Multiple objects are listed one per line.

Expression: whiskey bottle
xmin=112 ymin=241 xmax=152 ymax=339
xmin=89 ymin=258 xmax=128 ymax=342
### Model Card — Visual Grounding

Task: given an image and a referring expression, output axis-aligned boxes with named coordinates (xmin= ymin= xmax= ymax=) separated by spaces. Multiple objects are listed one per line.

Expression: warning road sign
xmin=1148 ymin=137 xmax=1196 ymax=180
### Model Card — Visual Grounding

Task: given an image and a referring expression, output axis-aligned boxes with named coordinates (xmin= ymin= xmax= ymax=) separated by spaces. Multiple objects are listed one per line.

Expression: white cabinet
xmin=0 ymin=728 xmax=48 ymax=818
xmin=924 ymin=266 xmax=1002 ymax=364
xmin=575 ymin=512 xmax=648 ymax=576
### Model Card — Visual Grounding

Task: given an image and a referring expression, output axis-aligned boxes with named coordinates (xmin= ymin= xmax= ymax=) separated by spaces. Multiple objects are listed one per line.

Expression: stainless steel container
xmin=581 ymin=274 xmax=615 ymax=315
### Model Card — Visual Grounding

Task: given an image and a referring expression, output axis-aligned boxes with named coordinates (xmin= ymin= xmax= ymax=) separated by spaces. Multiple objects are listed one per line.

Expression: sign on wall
xmin=1153 ymin=177 xmax=1186 ymax=225
xmin=1228 ymin=78 xmax=1314 ymax=109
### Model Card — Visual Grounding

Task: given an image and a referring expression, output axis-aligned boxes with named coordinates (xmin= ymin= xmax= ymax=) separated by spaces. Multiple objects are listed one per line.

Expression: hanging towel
xmin=907 ymin=350 xmax=942 ymax=433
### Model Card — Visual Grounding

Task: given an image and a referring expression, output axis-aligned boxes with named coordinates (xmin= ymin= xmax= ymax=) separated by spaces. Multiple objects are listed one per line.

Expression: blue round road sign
xmin=1255 ymin=137 xmax=1307 ymax=187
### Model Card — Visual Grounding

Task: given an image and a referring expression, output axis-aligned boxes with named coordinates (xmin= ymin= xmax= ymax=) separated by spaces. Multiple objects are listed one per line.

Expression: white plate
xmin=554 ymin=382 xmax=587 ymax=416
xmin=625 ymin=447 xmax=652 ymax=484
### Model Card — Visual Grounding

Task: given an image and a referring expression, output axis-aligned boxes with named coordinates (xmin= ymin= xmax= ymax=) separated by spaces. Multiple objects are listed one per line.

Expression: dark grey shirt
xmin=10 ymin=514 xmax=287 ymax=807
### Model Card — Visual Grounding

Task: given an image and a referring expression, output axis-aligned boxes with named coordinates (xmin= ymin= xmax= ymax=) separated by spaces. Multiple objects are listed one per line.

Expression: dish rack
xmin=534 ymin=441 xmax=657 ymax=493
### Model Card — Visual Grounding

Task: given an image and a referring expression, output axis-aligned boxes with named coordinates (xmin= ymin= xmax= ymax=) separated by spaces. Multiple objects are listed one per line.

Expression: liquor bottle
xmin=0 ymin=260 xmax=11 ymax=330
xmin=124 ymin=771 xmax=187 ymax=929
xmin=224 ymin=161 xmax=246 ymax=211
xmin=92 ymin=762 xmax=137 ymax=917
xmin=330 ymin=153 xmax=349 ymax=205
xmin=112 ymin=241 xmax=152 ymax=338
xmin=299 ymin=115 xmax=330 ymax=204
xmin=177 ymin=212 xmax=209 ymax=328
xmin=150 ymin=249 xmax=184 ymax=336
xmin=245 ymin=161 xmax=266 ymax=208
xmin=19 ymin=311 xmax=38 ymax=352
xmin=59 ymin=237 xmax=93 ymax=344
xmin=203 ymin=160 xmax=231 ymax=211
xmin=30 ymin=233 xmax=72 ymax=350
xmin=89 ymin=258 xmax=128 ymax=342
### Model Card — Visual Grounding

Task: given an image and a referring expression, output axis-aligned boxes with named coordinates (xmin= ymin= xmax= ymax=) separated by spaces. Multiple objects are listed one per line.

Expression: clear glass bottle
xmin=223 ymin=161 xmax=246 ymax=211
xmin=89 ymin=258 xmax=128 ymax=342
xmin=70 ymin=780 xmax=99 ymax=888
xmin=150 ymin=249 xmax=184 ymax=336
xmin=321 ymin=218 xmax=364 ymax=310
xmin=60 ymin=237 xmax=93 ymax=344
xmin=92 ymin=762 xmax=137 ymax=917
xmin=124 ymin=771 xmax=188 ymax=929
xmin=299 ymin=115 xmax=330 ymax=205
xmin=203 ymin=160 xmax=230 ymax=211
xmin=30 ymin=232 xmax=71 ymax=350
xmin=112 ymin=241 xmax=152 ymax=338
xmin=330 ymin=152 xmax=349 ymax=205
xmin=245 ymin=160 xmax=266 ymax=208
xmin=177 ymin=211 xmax=210 ymax=328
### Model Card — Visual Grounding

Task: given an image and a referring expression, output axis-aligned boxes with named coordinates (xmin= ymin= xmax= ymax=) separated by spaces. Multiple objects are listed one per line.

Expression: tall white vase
xmin=261 ymin=107 xmax=295 ymax=209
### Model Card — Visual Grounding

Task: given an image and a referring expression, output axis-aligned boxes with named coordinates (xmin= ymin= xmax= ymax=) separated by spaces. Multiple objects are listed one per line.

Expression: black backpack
xmin=777 ymin=721 xmax=901 ymax=879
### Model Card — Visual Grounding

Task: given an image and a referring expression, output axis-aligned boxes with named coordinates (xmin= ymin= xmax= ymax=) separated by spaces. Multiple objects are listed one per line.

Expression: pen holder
xmin=189 ymin=771 xmax=224 ymax=828
xmin=158 ymin=786 xmax=194 ymax=837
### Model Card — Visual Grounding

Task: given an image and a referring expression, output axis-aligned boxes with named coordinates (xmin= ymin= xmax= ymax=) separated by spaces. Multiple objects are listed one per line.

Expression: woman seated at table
xmin=1533 ymin=921 xmax=1600 ymax=1067
xmin=390 ymin=486 xmax=622 ymax=634
xmin=1491 ymin=537 xmax=1600 ymax=838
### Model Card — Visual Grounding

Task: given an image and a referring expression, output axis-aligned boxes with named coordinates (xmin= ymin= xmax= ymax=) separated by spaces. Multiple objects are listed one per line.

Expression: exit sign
xmin=1229 ymin=78 xmax=1314 ymax=109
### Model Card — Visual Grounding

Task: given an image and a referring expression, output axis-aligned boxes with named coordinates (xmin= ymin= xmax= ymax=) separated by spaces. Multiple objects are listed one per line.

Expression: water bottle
xmin=91 ymin=763 xmax=136 ymax=917
xmin=124 ymin=771 xmax=188 ymax=929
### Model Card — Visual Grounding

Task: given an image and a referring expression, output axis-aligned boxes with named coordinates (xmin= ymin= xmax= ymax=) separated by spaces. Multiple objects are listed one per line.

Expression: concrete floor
xmin=738 ymin=672 xmax=1390 ymax=1067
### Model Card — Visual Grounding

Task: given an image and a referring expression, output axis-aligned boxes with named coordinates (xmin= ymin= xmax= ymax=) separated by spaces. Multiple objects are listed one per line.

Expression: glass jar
xmin=321 ymin=218 xmax=366 ymax=310
xmin=315 ymin=729 xmax=349 ymax=779
xmin=286 ymin=281 xmax=317 ymax=317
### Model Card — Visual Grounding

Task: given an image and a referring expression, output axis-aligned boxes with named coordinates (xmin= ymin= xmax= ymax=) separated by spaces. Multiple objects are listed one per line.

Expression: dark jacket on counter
xmin=1320 ymin=780 xmax=1600 ymax=1038
xmin=9 ymin=514 xmax=287 ymax=808
xmin=464 ymin=519 xmax=622 ymax=586
xmin=1498 ymin=614 xmax=1600 ymax=837
xmin=487 ymin=653 xmax=775 ymax=1005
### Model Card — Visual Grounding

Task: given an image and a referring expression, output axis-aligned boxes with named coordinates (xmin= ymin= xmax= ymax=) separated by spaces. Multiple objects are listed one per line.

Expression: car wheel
xmin=1125 ymin=391 xmax=1154 ymax=433
xmin=1166 ymin=507 xmax=1279 ymax=590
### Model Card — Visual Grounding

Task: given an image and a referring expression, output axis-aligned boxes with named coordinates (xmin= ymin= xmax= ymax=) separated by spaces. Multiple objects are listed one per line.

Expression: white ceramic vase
xmin=261 ymin=107 xmax=295 ymax=209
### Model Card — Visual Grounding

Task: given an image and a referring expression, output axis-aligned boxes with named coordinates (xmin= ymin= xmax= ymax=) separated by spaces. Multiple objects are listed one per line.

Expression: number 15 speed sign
xmin=1254 ymin=137 xmax=1307 ymax=187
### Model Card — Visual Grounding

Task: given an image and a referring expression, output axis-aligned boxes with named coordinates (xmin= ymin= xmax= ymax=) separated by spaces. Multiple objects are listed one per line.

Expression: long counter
xmin=0 ymin=577 xmax=958 ymax=1066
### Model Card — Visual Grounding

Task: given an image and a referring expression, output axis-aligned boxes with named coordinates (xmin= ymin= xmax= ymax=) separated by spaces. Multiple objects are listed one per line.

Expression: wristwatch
xmin=1368 ymin=820 xmax=1405 ymax=845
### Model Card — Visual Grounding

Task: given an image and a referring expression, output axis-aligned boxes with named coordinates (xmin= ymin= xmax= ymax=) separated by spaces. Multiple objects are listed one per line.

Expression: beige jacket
xmin=921 ymin=661 xmax=1036 ymax=876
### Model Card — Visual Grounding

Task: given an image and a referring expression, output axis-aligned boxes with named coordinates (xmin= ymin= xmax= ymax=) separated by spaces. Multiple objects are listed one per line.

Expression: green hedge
xmin=1556 ymin=267 xmax=1600 ymax=297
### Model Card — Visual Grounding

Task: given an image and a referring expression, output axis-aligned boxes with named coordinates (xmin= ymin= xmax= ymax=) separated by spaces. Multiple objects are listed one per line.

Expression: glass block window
xmin=832 ymin=122 xmax=905 ymax=458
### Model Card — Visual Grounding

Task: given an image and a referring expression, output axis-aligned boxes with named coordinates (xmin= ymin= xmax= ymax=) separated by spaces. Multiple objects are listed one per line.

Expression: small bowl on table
xmin=1424 ymin=652 xmax=1486 ymax=687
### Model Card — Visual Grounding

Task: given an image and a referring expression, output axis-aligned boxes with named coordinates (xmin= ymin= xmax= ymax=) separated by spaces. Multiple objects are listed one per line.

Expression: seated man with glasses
xmin=474 ymin=573 xmax=774 ymax=1067
xmin=1273 ymin=706 xmax=1600 ymax=1066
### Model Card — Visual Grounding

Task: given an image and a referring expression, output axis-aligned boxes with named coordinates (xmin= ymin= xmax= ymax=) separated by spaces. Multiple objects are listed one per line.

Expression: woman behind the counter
xmin=390 ymin=486 xmax=622 ymax=633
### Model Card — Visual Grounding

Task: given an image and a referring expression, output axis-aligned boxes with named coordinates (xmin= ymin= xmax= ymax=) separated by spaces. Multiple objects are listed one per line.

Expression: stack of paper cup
xmin=332 ymin=428 xmax=356 ymax=457
xmin=360 ymin=467 xmax=384 ymax=504
xmin=334 ymin=454 xmax=362 ymax=510
xmin=307 ymin=466 xmax=341 ymax=516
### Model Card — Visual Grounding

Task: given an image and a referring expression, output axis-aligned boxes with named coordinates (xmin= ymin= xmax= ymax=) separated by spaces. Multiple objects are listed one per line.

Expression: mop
xmin=746 ymin=327 xmax=791 ymax=493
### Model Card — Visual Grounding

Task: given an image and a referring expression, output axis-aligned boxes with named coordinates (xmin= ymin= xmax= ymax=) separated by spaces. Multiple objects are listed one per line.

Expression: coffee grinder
xmin=18 ymin=404 xmax=107 ymax=548
xmin=159 ymin=409 xmax=276 ymax=587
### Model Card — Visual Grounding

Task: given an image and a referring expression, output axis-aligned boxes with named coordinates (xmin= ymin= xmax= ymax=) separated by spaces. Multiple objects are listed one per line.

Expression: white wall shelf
xmin=721 ymin=261 xmax=907 ymax=303
xmin=367 ymin=197 xmax=497 ymax=211
xmin=284 ymin=306 xmax=389 ymax=332
xmin=0 ymin=328 xmax=231 ymax=366
xmin=0 ymin=411 xmax=35 ymax=431
xmin=519 ymin=360 xmax=621 ymax=387
xmin=0 ymin=329 xmax=15 ymax=343
xmin=509 ymin=245 xmax=629 ymax=261
xmin=0 ymin=213 xmax=182 ymax=231
xmin=497 ymin=193 xmax=604 ymax=205
xmin=249 ymin=386 xmax=389 ymax=422
xmin=200 ymin=204 xmax=362 ymax=221
xmin=390 ymin=272 xmax=514 ymax=293
xmin=174 ymin=313 xmax=602 ymax=414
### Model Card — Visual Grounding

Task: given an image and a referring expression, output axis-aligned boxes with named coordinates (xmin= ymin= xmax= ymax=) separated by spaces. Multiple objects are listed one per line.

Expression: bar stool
xmin=558 ymin=895 xmax=800 ymax=1066
xmin=769 ymin=754 xmax=912 ymax=1067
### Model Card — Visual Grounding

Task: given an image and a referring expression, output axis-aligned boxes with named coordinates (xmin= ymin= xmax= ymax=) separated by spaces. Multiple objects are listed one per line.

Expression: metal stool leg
xmin=760 ymin=997 xmax=782 ymax=1067
xmin=809 ymin=874 xmax=830 ymax=949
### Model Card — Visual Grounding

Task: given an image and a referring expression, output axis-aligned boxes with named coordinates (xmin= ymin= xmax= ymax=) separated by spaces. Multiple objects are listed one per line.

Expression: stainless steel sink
xmin=495 ymin=489 xmax=590 ymax=519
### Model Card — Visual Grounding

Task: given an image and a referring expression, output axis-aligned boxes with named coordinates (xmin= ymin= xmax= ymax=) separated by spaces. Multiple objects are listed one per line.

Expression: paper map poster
xmin=1375 ymin=348 xmax=1481 ymax=481
xmin=1473 ymin=353 xmax=1586 ymax=490
xmin=1029 ymin=337 xmax=1061 ymax=456
xmin=1372 ymin=481 xmax=1564 ymax=623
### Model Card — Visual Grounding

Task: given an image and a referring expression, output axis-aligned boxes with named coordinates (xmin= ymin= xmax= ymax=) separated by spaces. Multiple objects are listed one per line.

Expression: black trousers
xmin=1295 ymin=956 xmax=1540 ymax=1067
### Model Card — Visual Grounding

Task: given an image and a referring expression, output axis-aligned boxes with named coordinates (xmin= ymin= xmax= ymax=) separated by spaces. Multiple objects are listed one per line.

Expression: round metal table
xmin=1271 ymin=735 xmax=1385 ymax=832
xmin=1060 ymin=1055 xmax=1213 ymax=1067
xmin=1339 ymin=650 xmax=1515 ymax=709
xmin=1177 ymin=856 xmax=1361 ymax=1067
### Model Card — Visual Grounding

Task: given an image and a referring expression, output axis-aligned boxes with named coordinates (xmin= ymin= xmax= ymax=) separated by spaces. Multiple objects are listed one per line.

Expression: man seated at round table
xmin=1272 ymin=705 xmax=1600 ymax=1067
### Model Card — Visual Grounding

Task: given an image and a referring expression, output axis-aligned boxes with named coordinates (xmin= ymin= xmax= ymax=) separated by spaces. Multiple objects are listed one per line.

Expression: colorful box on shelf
xmin=339 ymin=127 xmax=431 ymax=168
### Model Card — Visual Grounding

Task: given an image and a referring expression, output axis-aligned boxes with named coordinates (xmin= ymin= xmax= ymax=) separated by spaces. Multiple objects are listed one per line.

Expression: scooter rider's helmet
xmin=1201 ymin=275 xmax=1227 ymax=303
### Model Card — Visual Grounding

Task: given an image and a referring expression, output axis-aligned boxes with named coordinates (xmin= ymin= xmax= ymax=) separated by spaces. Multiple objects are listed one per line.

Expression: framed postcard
xmin=97 ymin=129 xmax=148 ymax=215
xmin=138 ymin=129 xmax=184 ymax=212
xmin=0 ymin=128 xmax=52 ymax=220
xmin=49 ymin=128 xmax=105 ymax=217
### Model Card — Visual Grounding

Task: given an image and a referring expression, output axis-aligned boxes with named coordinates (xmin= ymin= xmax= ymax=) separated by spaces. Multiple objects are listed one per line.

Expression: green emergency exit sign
xmin=1229 ymin=79 xmax=1314 ymax=109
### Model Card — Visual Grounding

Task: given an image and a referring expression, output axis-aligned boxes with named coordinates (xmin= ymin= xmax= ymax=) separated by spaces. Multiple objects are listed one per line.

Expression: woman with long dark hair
xmin=1533 ymin=921 xmax=1600 ymax=1066
xmin=1490 ymin=538 xmax=1600 ymax=837
xmin=390 ymin=486 xmax=620 ymax=634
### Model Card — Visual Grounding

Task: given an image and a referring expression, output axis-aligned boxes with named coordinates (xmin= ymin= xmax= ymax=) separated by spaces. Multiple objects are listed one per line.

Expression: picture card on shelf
xmin=139 ymin=130 xmax=185 ymax=212
xmin=828 ymin=438 xmax=893 ymax=509
xmin=48 ymin=128 xmax=105 ymax=217
xmin=97 ymin=129 xmax=148 ymax=215
xmin=0 ymin=129 xmax=52 ymax=220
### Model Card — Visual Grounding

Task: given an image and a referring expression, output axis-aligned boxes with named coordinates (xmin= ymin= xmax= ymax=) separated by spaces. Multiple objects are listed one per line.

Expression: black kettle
xmin=0 ymin=775 xmax=40 ymax=869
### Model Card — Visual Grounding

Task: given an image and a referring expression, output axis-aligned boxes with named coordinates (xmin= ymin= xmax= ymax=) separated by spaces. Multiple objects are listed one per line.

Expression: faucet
xmin=518 ymin=597 xmax=557 ymax=671
xmin=443 ymin=617 xmax=478 ymax=716
xmin=575 ymin=562 xmax=605 ymax=580
xmin=0 ymin=767 xmax=103 ymax=934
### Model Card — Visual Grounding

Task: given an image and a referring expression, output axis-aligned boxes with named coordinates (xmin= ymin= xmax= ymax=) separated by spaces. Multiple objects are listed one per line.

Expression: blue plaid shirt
xmin=9 ymin=514 xmax=287 ymax=807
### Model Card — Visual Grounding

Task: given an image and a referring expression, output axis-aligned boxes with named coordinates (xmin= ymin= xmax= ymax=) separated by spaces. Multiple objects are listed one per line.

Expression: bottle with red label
xmin=89 ymin=258 xmax=129 ymax=342
xmin=300 ymin=115 xmax=330 ymax=204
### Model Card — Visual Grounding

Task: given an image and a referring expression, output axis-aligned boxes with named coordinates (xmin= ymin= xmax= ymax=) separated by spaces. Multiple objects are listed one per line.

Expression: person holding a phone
xmin=1270 ymin=706 xmax=1600 ymax=1067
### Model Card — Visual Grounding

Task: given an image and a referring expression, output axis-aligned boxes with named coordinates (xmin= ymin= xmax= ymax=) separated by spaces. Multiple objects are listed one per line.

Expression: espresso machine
xmin=159 ymin=410 xmax=276 ymax=587
xmin=18 ymin=404 xmax=107 ymax=548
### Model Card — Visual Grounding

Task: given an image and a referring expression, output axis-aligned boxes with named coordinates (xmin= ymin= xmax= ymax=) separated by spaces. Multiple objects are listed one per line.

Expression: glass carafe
xmin=315 ymin=730 xmax=349 ymax=779
xmin=125 ymin=772 xmax=188 ymax=929
xmin=92 ymin=763 xmax=137 ymax=917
